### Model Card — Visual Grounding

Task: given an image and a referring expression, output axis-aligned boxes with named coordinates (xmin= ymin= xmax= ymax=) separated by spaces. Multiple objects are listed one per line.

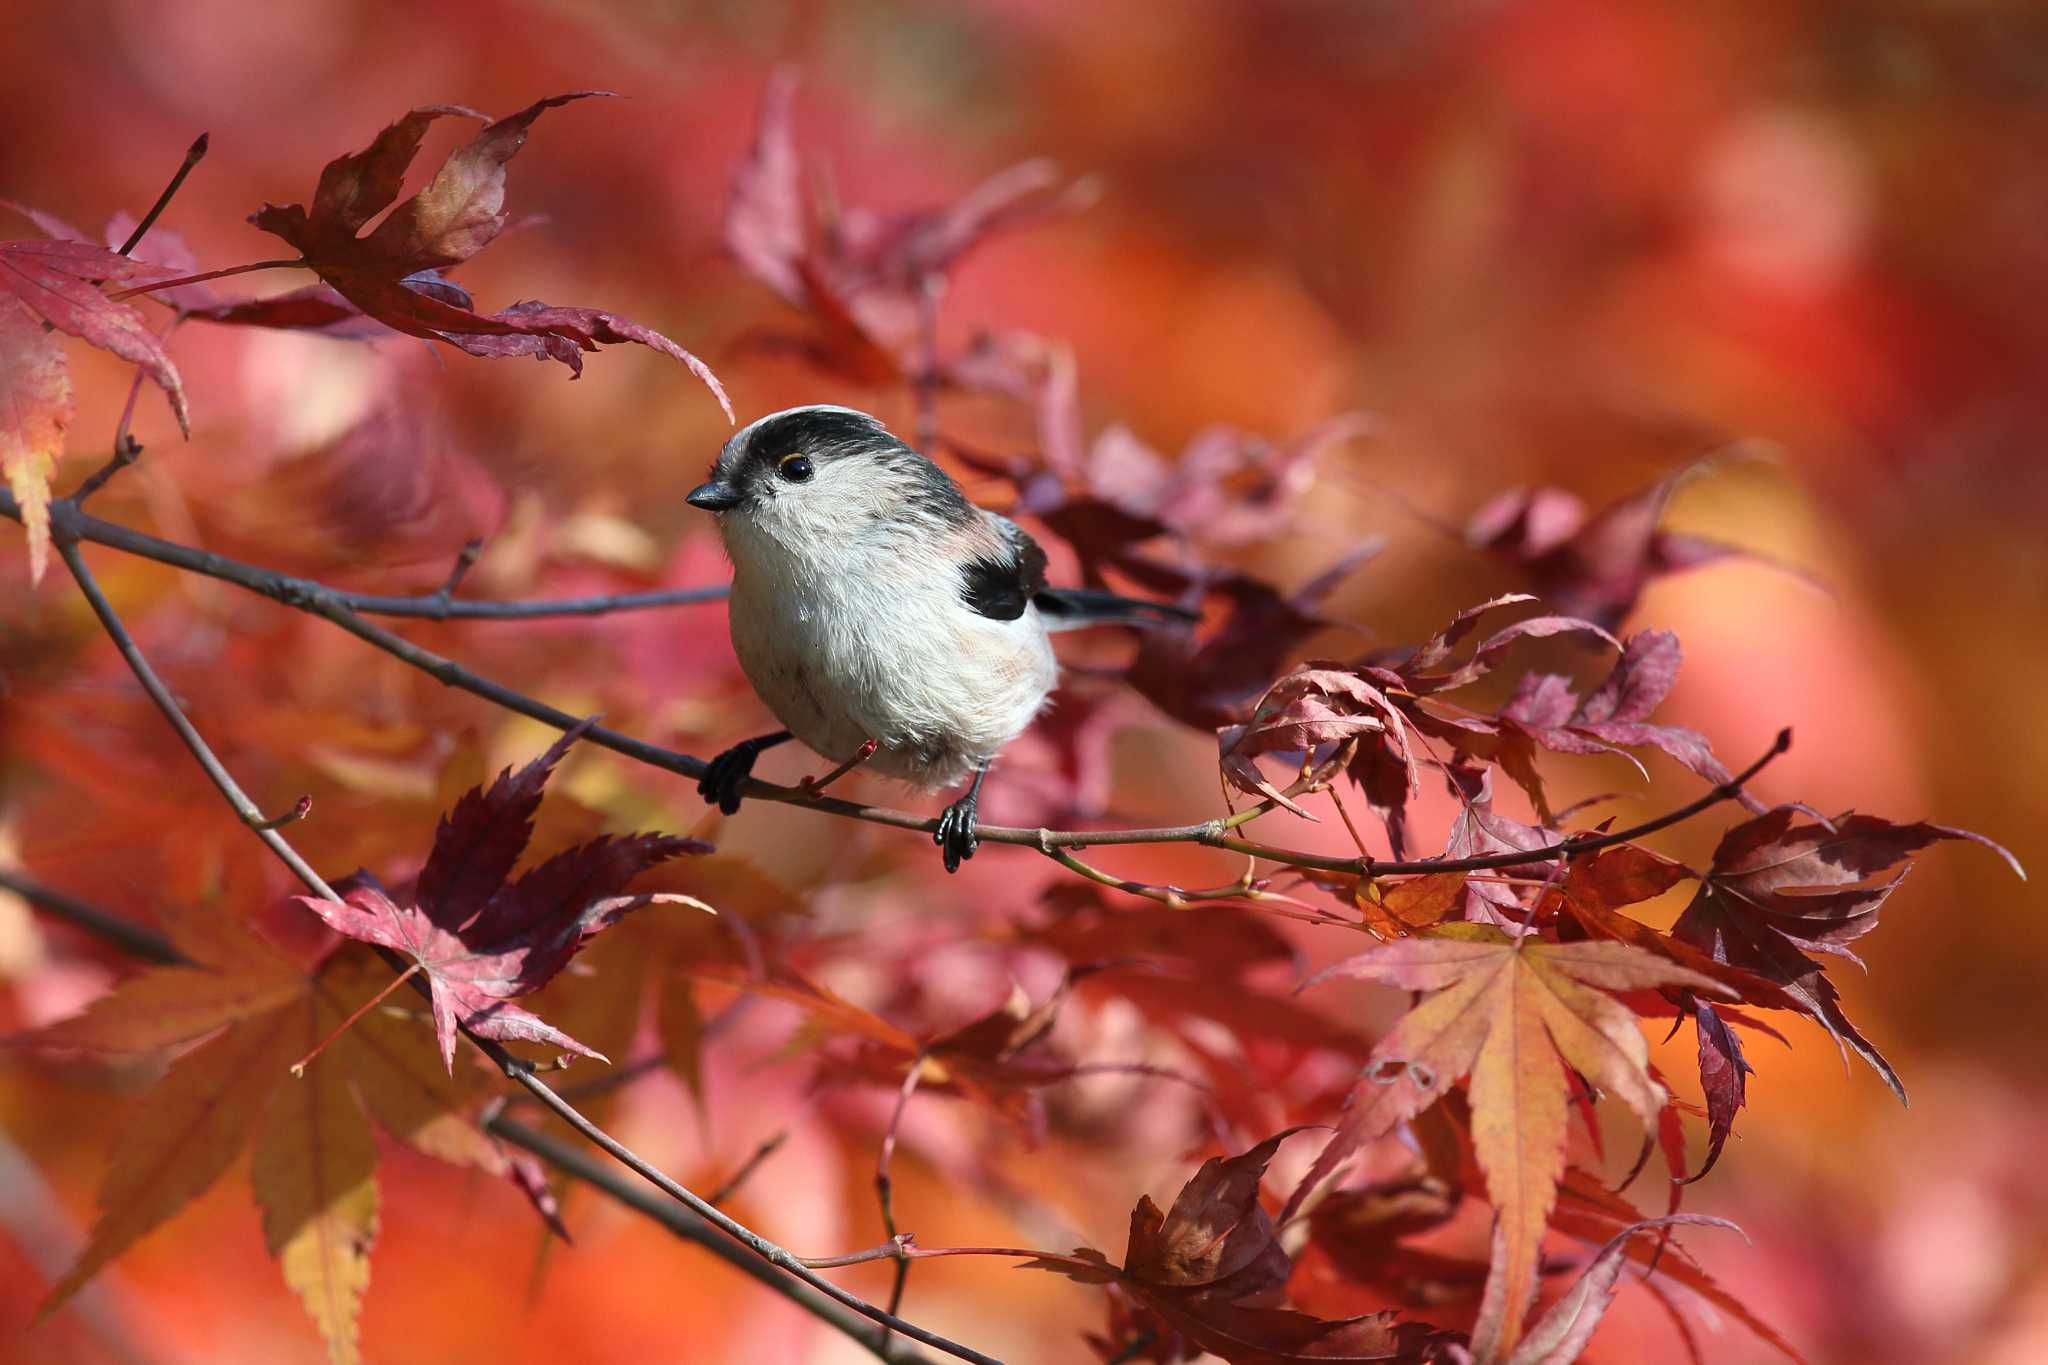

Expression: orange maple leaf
xmin=1289 ymin=924 xmax=1734 ymax=1362
xmin=26 ymin=917 xmax=513 ymax=1364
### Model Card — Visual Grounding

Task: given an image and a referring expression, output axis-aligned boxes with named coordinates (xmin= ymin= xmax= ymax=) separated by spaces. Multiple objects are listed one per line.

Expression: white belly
xmin=727 ymin=561 xmax=1056 ymax=790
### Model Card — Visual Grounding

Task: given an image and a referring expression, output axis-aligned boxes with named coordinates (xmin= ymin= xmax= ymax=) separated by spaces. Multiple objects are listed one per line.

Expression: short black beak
xmin=686 ymin=480 xmax=742 ymax=512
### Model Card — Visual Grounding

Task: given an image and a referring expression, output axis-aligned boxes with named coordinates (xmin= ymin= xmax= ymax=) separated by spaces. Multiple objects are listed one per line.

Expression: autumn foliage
xmin=3 ymin=7 xmax=2043 ymax=1365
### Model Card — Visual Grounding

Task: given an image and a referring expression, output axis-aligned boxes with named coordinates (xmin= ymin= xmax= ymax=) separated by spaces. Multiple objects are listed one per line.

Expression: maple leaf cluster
xmin=2 ymin=67 xmax=2028 ymax=1365
xmin=24 ymin=727 xmax=698 ymax=1361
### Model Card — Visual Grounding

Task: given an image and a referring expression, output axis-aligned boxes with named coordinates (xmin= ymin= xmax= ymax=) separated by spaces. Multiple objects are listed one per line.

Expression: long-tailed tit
xmin=687 ymin=405 xmax=1193 ymax=871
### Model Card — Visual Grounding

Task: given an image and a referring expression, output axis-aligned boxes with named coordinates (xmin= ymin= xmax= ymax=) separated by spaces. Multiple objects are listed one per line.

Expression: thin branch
xmin=911 ymin=272 xmax=944 ymax=456
xmin=801 ymin=737 xmax=879 ymax=796
xmin=18 ymin=493 xmax=1788 ymax=886
xmin=54 ymin=535 xmax=335 ymax=891
xmin=107 ymin=258 xmax=306 ymax=301
xmin=494 ymin=1048 xmax=997 ymax=1364
xmin=435 ymin=538 xmax=483 ymax=603
xmin=343 ymin=582 xmax=729 ymax=620
xmin=876 ymin=1054 xmax=927 ymax=1349
xmin=49 ymin=527 xmax=1001 ymax=1365
xmin=27 ymin=493 xmax=724 ymax=618
xmin=708 ymin=1129 xmax=793 ymax=1206
xmin=0 ymin=870 xmax=185 ymax=965
xmin=115 ymin=133 xmax=209 ymax=257
xmin=1041 ymin=846 xmax=1335 ymax=915
xmin=485 ymin=1117 xmax=939 ymax=1365
xmin=251 ymin=795 xmax=314 ymax=831
xmin=72 ymin=315 xmax=184 ymax=505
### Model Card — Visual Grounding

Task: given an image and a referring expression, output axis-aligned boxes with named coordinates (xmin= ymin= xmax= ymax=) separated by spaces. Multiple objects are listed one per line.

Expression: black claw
xmin=934 ymin=795 xmax=979 ymax=873
xmin=934 ymin=763 xmax=992 ymax=873
xmin=697 ymin=732 xmax=791 ymax=815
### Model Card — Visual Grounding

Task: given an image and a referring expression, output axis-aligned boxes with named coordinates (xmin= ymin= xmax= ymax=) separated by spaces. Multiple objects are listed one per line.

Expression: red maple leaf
xmin=725 ymin=71 xmax=1092 ymax=383
xmin=0 ymin=205 xmax=188 ymax=434
xmin=241 ymin=94 xmax=730 ymax=413
xmin=1464 ymin=465 xmax=1813 ymax=629
xmin=296 ymin=724 xmax=710 ymax=1070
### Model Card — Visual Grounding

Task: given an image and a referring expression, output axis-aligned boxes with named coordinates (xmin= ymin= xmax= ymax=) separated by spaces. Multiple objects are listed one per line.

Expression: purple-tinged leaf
xmin=1687 ymin=1001 xmax=1753 ymax=1183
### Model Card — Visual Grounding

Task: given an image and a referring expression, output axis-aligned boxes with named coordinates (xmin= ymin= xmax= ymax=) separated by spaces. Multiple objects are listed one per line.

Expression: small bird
xmin=687 ymin=405 xmax=1194 ymax=871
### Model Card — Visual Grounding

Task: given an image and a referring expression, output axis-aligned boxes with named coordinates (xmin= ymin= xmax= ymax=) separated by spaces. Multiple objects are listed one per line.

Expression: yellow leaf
xmin=254 ymin=995 xmax=379 ymax=1365
xmin=0 ymin=301 xmax=75 ymax=584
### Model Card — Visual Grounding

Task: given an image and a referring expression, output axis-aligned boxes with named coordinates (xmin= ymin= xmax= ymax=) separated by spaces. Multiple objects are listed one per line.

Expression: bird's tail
xmin=1033 ymin=587 xmax=1199 ymax=632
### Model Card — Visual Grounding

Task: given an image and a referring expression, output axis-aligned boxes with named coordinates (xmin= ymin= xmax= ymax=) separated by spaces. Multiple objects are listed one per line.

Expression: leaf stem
xmin=290 ymin=962 xmax=420 ymax=1075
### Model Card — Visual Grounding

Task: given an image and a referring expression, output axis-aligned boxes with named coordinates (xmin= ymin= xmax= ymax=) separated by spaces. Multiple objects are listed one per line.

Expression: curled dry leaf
xmin=1671 ymin=806 xmax=2022 ymax=1105
xmin=1504 ymin=1215 xmax=1743 ymax=1365
xmin=245 ymin=94 xmax=731 ymax=415
xmin=1023 ymin=1130 xmax=1463 ymax=1363
xmin=1220 ymin=665 xmax=1413 ymax=818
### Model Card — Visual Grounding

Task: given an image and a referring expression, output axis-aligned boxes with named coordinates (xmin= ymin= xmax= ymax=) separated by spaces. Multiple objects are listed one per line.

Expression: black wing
xmin=959 ymin=518 xmax=1050 ymax=621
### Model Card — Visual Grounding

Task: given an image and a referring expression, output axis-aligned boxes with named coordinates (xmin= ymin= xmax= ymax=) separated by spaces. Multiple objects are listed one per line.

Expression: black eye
xmin=777 ymin=454 xmax=814 ymax=483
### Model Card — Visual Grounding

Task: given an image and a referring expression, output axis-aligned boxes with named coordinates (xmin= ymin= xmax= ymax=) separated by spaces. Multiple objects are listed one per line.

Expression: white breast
xmin=723 ymin=516 xmax=1056 ymax=790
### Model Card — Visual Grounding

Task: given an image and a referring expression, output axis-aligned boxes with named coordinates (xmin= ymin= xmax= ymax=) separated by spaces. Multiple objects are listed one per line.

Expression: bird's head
xmin=688 ymin=405 xmax=972 ymax=558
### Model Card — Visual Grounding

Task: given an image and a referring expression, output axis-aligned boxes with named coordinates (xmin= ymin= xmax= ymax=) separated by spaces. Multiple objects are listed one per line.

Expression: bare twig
xmin=708 ymin=1129 xmax=793 ymax=1206
xmin=15 ymin=493 xmax=1788 ymax=889
xmin=49 ymin=527 xmax=1001 ymax=1365
xmin=876 ymin=1054 xmax=927 ymax=1348
xmin=72 ymin=315 xmax=184 ymax=505
xmin=912 ymin=273 xmax=944 ymax=456
xmin=54 ymin=536 xmax=335 ymax=892
xmin=0 ymin=1127 xmax=154 ymax=1365
xmin=434 ymin=538 xmax=483 ymax=604
xmin=0 ymin=870 xmax=184 ymax=965
xmin=485 ymin=1117 xmax=939 ymax=1365
xmin=27 ymin=493 xmax=724 ymax=618
xmin=801 ymin=737 xmax=879 ymax=795
xmin=114 ymin=133 xmax=209 ymax=257
xmin=496 ymin=1049 xmax=997 ymax=1363
xmin=250 ymin=795 xmax=313 ymax=831
xmin=1041 ymin=845 xmax=1337 ymax=916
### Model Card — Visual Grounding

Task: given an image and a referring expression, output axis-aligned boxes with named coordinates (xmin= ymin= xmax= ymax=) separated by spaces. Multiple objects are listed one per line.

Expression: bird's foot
xmin=934 ymin=790 xmax=980 ymax=874
xmin=697 ymin=734 xmax=786 ymax=814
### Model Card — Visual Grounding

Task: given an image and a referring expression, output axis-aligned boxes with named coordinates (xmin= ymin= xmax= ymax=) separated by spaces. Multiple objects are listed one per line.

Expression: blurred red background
xmin=3 ymin=1 xmax=2046 ymax=1361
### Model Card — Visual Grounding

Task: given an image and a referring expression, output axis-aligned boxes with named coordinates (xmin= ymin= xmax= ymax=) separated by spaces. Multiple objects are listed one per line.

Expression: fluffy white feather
xmin=712 ymin=409 xmax=1056 ymax=789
